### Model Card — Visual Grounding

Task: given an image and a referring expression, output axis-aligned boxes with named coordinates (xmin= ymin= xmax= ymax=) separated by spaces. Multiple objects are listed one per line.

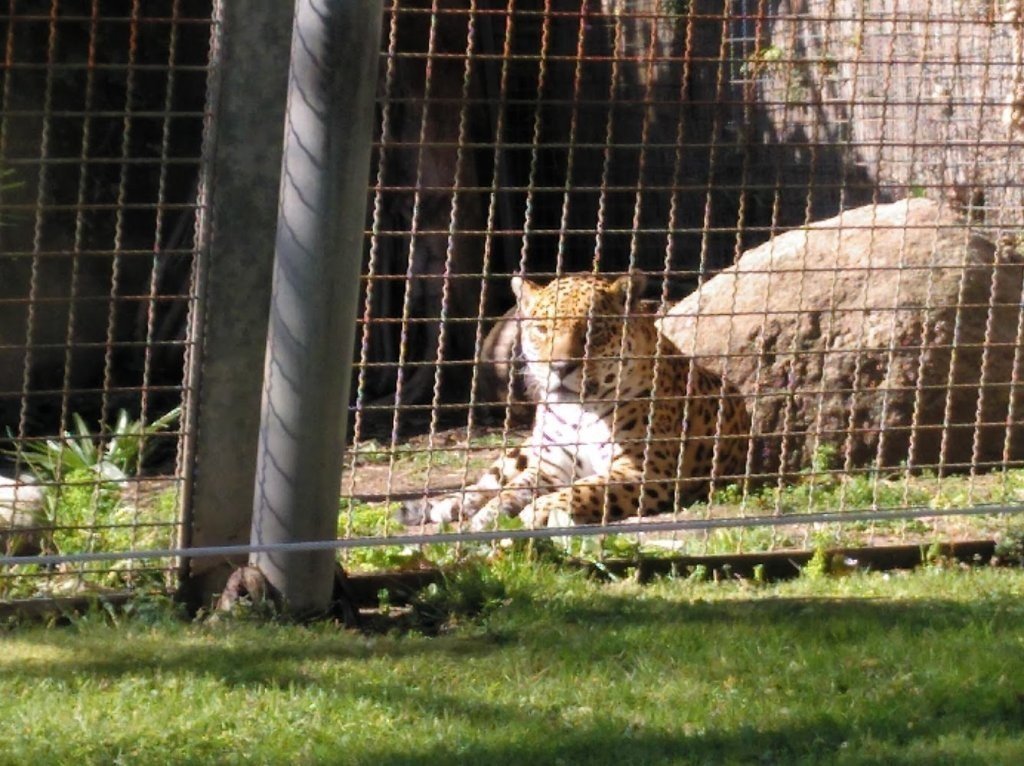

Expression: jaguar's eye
xmin=532 ymin=323 xmax=548 ymax=337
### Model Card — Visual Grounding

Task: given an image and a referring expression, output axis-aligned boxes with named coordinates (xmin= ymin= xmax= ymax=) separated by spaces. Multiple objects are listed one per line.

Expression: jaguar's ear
xmin=611 ymin=273 xmax=647 ymax=305
xmin=511 ymin=276 xmax=539 ymax=305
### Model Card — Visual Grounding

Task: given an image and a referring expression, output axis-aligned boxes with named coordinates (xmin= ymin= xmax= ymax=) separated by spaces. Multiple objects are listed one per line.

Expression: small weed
xmin=803 ymin=546 xmax=831 ymax=579
xmin=340 ymin=499 xmax=398 ymax=538
xmin=376 ymin=587 xmax=392 ymax=615
xmin=742 ymin=44 xmax=785 ymax=77
xmin=470 ymin=431 xmax=519 ymax=449
xmin=408 ymin=563 xmax=508 ymax=634
xmin=687 ymin=563 xmax=709 ymax=582
xmin=704 ymin=526 xmax=783 ymax=555
xmin=338 ymin=500 xmax=472 ymax=572
xmin=346 ymin=439 xmax=392 ymax=465
xmin=811 ymin=443 xmax=839 ymax=474
xmin=709 ymin=481 xmax=746 ymax=506
xmin=801 ymin=546 xmax=862 ymax=579
xmin=339 ymin=501 xmax=410 ymax=572
xmin=752 ymin=563 xmax=766 ymax=583
xmin=117 ymin=592 xmax=187 ymax=627
xmin=995 ymin=529 xmax=1024 ymax=566
xmin=49 ymin=467 xmax=125 ymax=553
xmin=61 ymin=592 xmax=185 ymax=631
xmin=391 ymin=445 xmax=471 ymax=471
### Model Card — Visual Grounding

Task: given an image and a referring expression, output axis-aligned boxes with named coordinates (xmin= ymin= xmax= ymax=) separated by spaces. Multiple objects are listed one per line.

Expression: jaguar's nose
xmin=549 ymin=359 xmax=579 ymax=378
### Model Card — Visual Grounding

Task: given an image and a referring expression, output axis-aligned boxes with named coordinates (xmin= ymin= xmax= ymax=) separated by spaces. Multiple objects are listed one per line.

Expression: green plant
xmin=340 ymin=500 xmax=420 ymax=572
xmin=994 ymin=528 xmax=1024 ymax=566
xmin=11 ymin=407 xmax=180 ymax=483
xmin=752 ymin=563 xmax=766 ymax=584
xmin=4 ymin=409 xmax=181 ymax=595
xmin=408 ymin=563 xmax=508 ymax=634
xmin=49 ymin=467 xmax=124 ymax=554
xmin=687 ymin=563 xmax=709 ymax=582
xmin=803 ymin=546 xmax=831 ymax=579
xmin=741 ymin=44 xmax=785 ymax=77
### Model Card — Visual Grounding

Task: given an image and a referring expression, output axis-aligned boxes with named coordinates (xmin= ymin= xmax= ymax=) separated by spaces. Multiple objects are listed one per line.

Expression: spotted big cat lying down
xmin=398 ymin=274 xmax=751 ymax=530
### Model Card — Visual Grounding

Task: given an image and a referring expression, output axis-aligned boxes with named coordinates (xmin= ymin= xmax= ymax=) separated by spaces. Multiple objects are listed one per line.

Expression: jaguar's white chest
xmin=530 ymin=397 xmax=620 ymax=478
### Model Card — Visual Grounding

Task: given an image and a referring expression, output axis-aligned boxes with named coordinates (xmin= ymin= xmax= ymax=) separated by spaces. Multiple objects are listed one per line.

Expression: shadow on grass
xmin=1 ymin=622 xmax=508 ymax=689
xmin=7 ymin=682 xmax=1024 ymax=765
xmin=358 ymin=706 xmax=1018 ymax=766
xmin=5 ymin=595 xmax=1021 ymax=683
xmin=5 ymin=593 xmax=1024 ymax=764
xmin=521 ymin=590 xmax=1018 ymax=639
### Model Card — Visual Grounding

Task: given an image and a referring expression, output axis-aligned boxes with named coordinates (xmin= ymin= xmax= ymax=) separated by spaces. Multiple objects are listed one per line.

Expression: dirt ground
xmin=340 ymin=426 xmax=529 ymax=501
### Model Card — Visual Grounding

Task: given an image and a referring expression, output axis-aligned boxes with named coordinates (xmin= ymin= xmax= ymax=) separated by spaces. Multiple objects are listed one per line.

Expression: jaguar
xmin=399 ymin=273 xmax=751 ymax=530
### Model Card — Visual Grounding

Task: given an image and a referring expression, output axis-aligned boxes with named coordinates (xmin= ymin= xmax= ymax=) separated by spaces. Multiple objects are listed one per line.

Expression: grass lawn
xmin=3 ymin=560 xmax=1024 ymax=765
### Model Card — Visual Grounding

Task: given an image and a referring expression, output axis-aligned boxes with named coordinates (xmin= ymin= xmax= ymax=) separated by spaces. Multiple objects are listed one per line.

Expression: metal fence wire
xmin=0 ymin=1 xmax=211 ymax=600
xmin=3 ymin=0 xmax=1024 ymax=605
xmin=341 ymin=0 xmax=1024 ymax=569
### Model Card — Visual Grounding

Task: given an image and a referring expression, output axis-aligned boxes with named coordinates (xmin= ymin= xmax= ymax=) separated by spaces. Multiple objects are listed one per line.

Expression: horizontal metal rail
xmin=5 ymin=503 xmax=1024 ymax=569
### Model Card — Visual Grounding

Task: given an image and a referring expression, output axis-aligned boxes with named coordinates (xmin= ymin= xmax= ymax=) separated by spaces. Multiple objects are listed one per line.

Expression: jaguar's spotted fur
xmin=399 ymin=274 xmax=750 ymax=530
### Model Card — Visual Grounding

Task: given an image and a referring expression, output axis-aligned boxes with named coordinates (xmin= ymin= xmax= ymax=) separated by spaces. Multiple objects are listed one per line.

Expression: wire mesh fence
xmin=3 ymin=0 xmax=1024 ymax=608
xmin=0 ymin=0 xmax=211 ymax=600
xmin=338 ymin=0 xmax=1024 ymax=572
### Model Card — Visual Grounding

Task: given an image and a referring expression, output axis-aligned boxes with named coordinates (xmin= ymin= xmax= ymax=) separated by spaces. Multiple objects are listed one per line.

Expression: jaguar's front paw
xmin=518 ymin=502 xmax=548 ymax=529
xmin=519 ymin=499 xmax=573 ymax=529
xmin=468 ymin=502 xmax=500 ymax=532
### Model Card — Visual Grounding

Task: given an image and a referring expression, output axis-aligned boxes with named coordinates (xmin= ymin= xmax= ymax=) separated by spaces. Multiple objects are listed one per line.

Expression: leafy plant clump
xmin=3 ymin=408 xmax=182 ymax=597
xmin=13 ymin=407 xmax=180 ymax=484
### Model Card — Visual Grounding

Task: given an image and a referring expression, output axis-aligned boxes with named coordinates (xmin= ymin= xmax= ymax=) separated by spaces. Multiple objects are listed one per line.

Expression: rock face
xmin=659 ymin=199 xmax=1024 ymax=477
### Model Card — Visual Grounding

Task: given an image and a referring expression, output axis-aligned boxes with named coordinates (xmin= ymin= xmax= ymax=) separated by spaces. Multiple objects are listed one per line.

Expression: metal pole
xmin=178 ymin=1 xmax=294 ymax=610
xmin=249 ymin=0 xmax=383 ymax=615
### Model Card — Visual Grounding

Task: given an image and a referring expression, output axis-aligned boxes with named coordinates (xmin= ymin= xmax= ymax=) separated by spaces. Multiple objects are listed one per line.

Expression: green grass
xmin=338 ymin=499 xmax=451 ymax=573
xmin=3 ymin=562 xmax=1024 ymax=764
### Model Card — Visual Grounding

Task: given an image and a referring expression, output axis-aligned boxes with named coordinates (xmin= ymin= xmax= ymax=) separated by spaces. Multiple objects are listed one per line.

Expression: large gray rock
xmin=659 ymin=199 xmax=1024 ymax=477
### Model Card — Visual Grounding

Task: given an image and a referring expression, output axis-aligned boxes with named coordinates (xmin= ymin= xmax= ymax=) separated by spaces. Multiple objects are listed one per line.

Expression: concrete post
xmin=178 ymin=2 xmax=294 ymax=610
xmin=249 ymin=0 xmax=383 ymax=616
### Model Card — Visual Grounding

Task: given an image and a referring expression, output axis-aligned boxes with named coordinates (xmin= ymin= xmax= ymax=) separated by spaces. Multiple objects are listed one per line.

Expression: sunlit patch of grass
xmin=3 ymin=564 xmax=1024 ymax=764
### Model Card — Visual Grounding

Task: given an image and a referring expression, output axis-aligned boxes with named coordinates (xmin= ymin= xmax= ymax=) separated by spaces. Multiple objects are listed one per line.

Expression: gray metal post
xmin=179 ymin=2 xmax=294 ymax=609
xmin=249 ymin=0 xmax=383 ymax=615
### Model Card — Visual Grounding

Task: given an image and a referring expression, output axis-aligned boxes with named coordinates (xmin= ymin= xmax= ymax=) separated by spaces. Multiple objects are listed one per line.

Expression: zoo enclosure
xmin=2 ymin=0 xmax=1024 ymax=613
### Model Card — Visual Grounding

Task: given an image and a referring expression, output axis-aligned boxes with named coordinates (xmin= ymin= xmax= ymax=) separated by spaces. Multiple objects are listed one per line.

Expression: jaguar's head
xmin=511 ymin=273 xmax=645 ymax=397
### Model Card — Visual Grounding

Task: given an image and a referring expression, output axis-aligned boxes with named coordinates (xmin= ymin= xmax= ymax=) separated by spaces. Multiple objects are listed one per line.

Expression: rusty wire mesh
xmin=0 ymin=1 xmax=211 ymax=599
xmin=338 ymin=0 xmax=1024 ymax=570
xmin=3 ymin=0 xmax=1024 ymax=600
